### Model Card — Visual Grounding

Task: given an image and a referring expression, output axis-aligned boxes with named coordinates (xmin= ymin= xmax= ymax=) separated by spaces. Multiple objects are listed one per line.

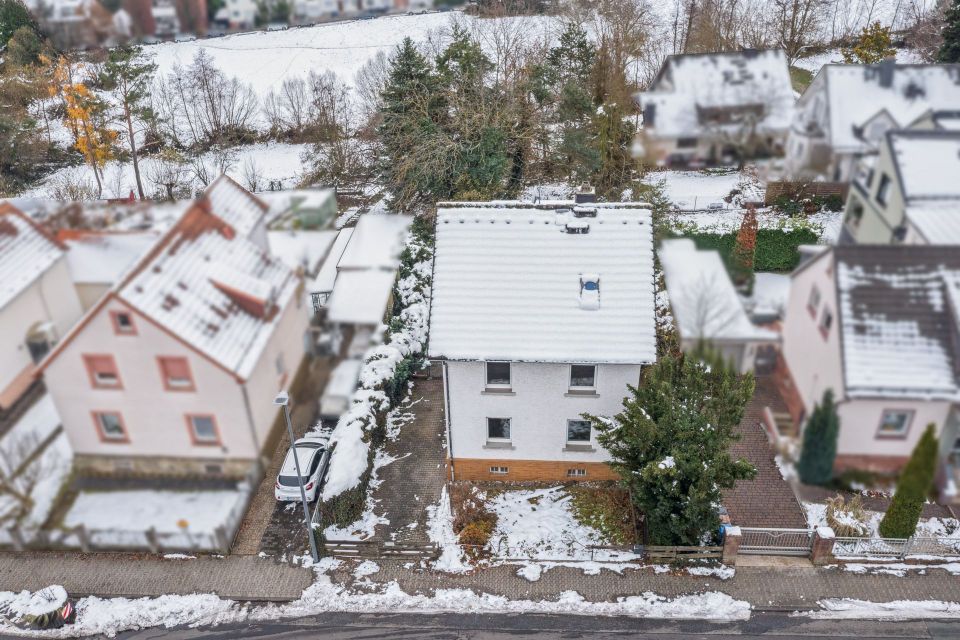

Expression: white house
xmin=60 ymin=230 xmax=161 ymax=311
xmin=778 ymin=244 xmax=960 ymax=497
xmin=784 ymin=63 xmax=960 ymax=183
xmin=0 ymin=204 xmax=84 ymax=412
xmin=659 ymin=239 xmax=778 ymax=373
xmin=38 ymin=177 xmax=308 ymax=479
xmin=635 ymin=49 xmax=793 ymax=168
xmin=428 ymin=201 xmax=657 ymax=482
xmin=842 ymin=130 xmax=960 ymax=245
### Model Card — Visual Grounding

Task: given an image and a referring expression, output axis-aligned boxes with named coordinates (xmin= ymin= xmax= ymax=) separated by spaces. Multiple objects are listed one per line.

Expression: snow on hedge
xmin=321 ymin=222 xmax=432 ymax=501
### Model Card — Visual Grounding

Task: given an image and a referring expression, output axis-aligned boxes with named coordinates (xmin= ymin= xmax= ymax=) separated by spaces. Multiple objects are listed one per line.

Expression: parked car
xmin=319 ymin=358 xmax=362 ymax=419
xmin=274 ymin=436 xmax=330 ymax=502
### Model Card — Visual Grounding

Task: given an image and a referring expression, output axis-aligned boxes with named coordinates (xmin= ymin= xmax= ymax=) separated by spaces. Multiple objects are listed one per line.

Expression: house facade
xmin=635 ymin=49 xmax=793 ymax=168
xmin=39 ymin=177 xmax=307 ymax=479
xmin=0 ymin=204 xmax=84 ymax=411
xmin=784 ymin=63 xmax=960 ymax=183
xmin=841 ymin=130 xmax=960 ymax=246
xmin=778 ymin=245 xmax=960 ymax=498
xmin=428 ymin=201 xmax=657 ymax=482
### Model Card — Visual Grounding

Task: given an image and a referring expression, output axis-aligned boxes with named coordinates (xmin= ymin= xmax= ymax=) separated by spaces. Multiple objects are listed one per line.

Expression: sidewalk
xmin=333 ymin=557 xmax=960 ymax=611
xmin=0 ymin=552 xmax=312 ymax=601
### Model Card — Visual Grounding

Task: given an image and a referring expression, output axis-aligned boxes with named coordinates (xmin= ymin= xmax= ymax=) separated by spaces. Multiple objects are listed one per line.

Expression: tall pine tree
xmin=590 ymin=350 xmax=756 ymax=545
xmin=938 ymin=0 xmax=960 ymax=63
xmin=879 ymin=424 xmax=938 ymax=538
xmin=99 ymin=45 xmax=157 ymax=200
xmin=797 ymin=389 xmax=840 ymax=486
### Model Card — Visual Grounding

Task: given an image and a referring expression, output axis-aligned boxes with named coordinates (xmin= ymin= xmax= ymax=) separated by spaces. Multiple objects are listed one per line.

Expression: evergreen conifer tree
xmin=590 ymin=350 xmax=756 ymax=545
xmin=938 ymin=0 xmax=960 ymax=63
xmin=879 ymin=424 xmax=938 ymax=538
xmin=797 ymin=389 xmax=840 ymax=486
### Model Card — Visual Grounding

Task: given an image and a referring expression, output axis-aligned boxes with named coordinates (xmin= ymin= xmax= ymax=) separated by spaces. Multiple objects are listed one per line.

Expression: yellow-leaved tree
xmin=64 ymin=82 xmax=118 ymax=199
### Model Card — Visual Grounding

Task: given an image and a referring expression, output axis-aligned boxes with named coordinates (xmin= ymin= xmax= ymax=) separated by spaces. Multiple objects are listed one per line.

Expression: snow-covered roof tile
xmin=835 ymin=245 xmax=960 ymax=399
xmin=0 ymin=204 xmax=66 ymax=311
xmin=905 ymin=202 xmax=960 ymax=244
xmin=337 ymin=214 xmax=412 ymax=271
xmin=201 ymin=175 xmax=268 ymax=239
xmin=116 ymin=186 xmax=296 ymax=379
xmin=638 ymin=49 xmax=794 ymax=138
xmin=822 ymin=64 xmax=960 ymax=151
xmin=889 ymin=130 xmax=960 ymax=200
xmin=326 ymin=269 xmax=396 ymax=325
xmin=428 ymin=203 xmax=656 ymax=363
xmin=660 ymin=239 xmax=777 ymax=341
xmin=310 ymin=227 xmax=354 ymax=294
xmin=267 ymin=229 xmax=339 ymax=274
xmin=63 ymin=231 xmax=161 ymax=285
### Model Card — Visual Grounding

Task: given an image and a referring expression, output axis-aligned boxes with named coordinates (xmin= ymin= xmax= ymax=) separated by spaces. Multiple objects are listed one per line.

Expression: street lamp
xmin=274 ymin=391 xmax=320 ymax=563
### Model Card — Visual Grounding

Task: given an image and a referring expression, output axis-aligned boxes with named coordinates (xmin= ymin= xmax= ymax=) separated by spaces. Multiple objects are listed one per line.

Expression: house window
xmin=490 ymin=466 xmax=509 ymax=475
xmin=485 ymin=362 xmax=511 ymax=388
xmin=877 ymin=410 xmax=913 ymax=438
xmin=275 ymin=352 xmax=286 ymax=376
xmin=110 ymin=311 xmax=136 ymax=335
xmin=819 ymin=307 xmax=833 ymax=338
xmin=84 ymin=354 xmax=121 ymax=389
xmin=567 ymin=419 xmax=592 ymax=443
xmin=807 ymin=285 xmax=821 ymax=316
xmin=158 ymin=356 xmax=195 ymax=391
xmin=570 ymin=364 xmax=596 ymax=389
xmin=187 ymin=414 xmax=220 ymax=445
xmin=93 ymin=411 xmax=128 ymax=442
xmin=876 ymin=173 xmax=892 ymax=207
xmin=846 ymin=200 xmax=865 ymax=229
xmin=677 ymin=137 xmax=698 ymax=149
xmin=487 ymin=417 xmax=511 ymax=440
xmin=567 ymin=468 xmax=587 ymax=478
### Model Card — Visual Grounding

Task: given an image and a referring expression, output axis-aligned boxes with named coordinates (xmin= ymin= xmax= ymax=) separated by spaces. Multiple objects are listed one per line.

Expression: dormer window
xmin=579 ymin=274 xmax=600 ymax=310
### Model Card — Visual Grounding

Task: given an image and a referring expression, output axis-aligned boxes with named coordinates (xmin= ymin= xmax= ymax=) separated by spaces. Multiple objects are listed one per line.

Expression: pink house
xmin=778 ymin=244 xmax=960 ymax=498
xmin=39 ymin=177 xmax=308 ymax=478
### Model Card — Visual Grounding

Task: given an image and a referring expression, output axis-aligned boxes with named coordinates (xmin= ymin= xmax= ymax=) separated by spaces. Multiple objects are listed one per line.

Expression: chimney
xmin=574 ymin=184 xmax=596 ymax=204
xmin=878 ymin=58 xmax=895 ymax=89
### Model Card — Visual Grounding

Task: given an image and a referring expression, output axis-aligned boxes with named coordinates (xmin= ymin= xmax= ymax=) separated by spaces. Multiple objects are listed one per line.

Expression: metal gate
xmin=739 ymin=527 xmax=813 ymax=556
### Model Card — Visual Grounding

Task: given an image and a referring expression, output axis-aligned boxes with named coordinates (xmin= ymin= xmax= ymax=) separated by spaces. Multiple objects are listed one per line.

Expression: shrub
xmin=681 ymin=227 xmax=818 ymax=272
xmin=879 ymin=424 xmax=938 ymax=539
xmin=458 ymin=519 xmax=495 ymax=547
xmin=797 ymin=390 xmax=839 ymax=485
xmin=567 ymin=485 xmax=636 ymax=545
xmin=825 ymin=494 xmax=870 ymax=537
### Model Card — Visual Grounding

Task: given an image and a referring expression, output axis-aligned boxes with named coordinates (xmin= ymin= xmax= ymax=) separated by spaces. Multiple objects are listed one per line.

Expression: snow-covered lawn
xmin=63 ymin=489 xmax=248 ymax=550
xmin=644 ymin=169 xmax=742 ymax=210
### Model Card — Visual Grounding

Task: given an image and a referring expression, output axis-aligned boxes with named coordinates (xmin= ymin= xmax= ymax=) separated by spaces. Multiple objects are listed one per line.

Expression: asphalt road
xmin=105 ymin=612 xmax=960 ymax=639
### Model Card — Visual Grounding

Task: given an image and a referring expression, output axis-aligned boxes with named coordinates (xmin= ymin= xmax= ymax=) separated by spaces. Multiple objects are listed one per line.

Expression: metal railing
xmin=834 ymin=535 xmax=960 ymax=560
xmin=739 ymin=527 xmax=813 ymax=556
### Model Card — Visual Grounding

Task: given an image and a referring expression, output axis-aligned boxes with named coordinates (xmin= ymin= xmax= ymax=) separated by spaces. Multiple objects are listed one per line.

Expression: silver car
xmin=274 ymin=436 xmax=330 ymax=503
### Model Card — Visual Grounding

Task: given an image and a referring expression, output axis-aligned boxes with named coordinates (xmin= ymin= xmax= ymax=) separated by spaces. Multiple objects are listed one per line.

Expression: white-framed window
xmin=485 ymin=362 xmax=511 ymax=388
xmin=487 ymin=417 xmax=511 ymax=440
xmin=877 ymin=409 xmax=913 ymax=438
xmin=566 ymin=468 xmax=587 ymax=478
xmin=566 ymin=419 xmax=592 ymax=443
xmin=188 ymin=414 xmax=219 ymax=445
xmin=569 ymin=364 xmax=596 ymax=389
xmin=490 ymin=466 xmax=509 ymax=475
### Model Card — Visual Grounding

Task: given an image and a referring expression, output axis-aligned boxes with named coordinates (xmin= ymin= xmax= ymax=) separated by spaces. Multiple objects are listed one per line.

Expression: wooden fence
xmin=764 ymin=180 xmax=848 ymax=205
xmin=642 ymin=545 xmax=723 ymax=562
xmin=322 ymin=539 xmax=440 ymax=560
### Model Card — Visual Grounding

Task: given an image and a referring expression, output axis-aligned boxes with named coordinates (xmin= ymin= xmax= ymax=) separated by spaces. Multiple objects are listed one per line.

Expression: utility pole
xmin=274 ymin=391 xmax=320 ymax=563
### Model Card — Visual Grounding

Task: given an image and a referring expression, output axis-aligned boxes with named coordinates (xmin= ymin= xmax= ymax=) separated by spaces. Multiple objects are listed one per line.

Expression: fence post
xmin=721 ymin=525 xmax=742 ymax=566
xmin=214 ymin=525 xmax=230 ymax=555
xmin=146 ymin=527 xmax=160 ymax=554
xmin=77 ymin=525 xmax=91 ymax=553
xmin=901 ymin=536 xmax=914 ymax=560
xmin=810 ymin=527 xmax=835 ymax=566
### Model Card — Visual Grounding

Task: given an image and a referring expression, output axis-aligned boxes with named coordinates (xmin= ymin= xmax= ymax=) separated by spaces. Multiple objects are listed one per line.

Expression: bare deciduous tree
xmin=189 ymin=146 xmax=238 ymax=187
xmin=0 ymin=433 xmax=60 ymax=529
xmin=263 ymin=76 xmax=311 ymax=139
xmin=146 ymin=148 xmax=190 ymax=201
xmin=771 ymin=0 xmax=831 ymax=64
xmin=241 ymin=155 xmax=264 ymax=192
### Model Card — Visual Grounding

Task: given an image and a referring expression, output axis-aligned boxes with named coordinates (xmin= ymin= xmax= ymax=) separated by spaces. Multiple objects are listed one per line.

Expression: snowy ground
xmin=644 ymin=169 xmax=742 ymax=210
xmin=62 ymin=488 xmax=248 ymax=550
xmin=743 ymin=272 xmax=792 ymax=318
xmin=0 ymin=434 xmax=73 ymax=537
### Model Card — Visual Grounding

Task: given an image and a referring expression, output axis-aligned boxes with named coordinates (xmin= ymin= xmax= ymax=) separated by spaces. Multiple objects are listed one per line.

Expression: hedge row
xmin=680 ymin=227 xmax=819 ymax=272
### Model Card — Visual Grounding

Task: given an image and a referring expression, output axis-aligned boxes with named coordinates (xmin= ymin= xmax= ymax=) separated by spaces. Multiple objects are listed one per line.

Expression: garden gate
xmin=738 ymin=527 xmax=813 ymax=556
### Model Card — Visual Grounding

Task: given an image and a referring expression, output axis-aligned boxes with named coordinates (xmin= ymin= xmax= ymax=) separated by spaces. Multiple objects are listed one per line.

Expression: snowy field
xmin=644 ymin=169 xmax=742 ymax=210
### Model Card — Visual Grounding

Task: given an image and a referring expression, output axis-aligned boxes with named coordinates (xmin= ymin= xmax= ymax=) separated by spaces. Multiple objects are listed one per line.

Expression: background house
xmin=39 ymin=177 xmax=307 ymax=479
xmin=429 ymin=201 xmax=656 ymax=482
xmin=784 ymin=63 xmax=960 ymax=183
xmin=659 ymin=238 xmax=778 ymax=373
xmin=59 ymin=230 xmax=161 ymax=311
xmin=842 ymin=130 xmax=960 ymax=245
xmin=635 ymin=49 xmax=793 ymax=168
xmin=778 ymin=245 xmax=960 ymax=499
xmin=0 ymin=204 xmax=84 ymax=413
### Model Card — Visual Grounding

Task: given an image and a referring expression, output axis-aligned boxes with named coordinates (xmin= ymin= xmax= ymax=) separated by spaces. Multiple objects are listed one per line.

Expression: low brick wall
xmin=764 ymin=181 xmax=848 ymax=205
xmin=74 ymin=453 xmax=257 ymax=479
xmin=451 ymin=457 xmax=619 ymax=482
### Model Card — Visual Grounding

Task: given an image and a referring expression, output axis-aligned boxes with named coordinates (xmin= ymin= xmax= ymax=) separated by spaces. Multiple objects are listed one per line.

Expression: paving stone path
xmin=370 ymin=376 xmax=447 ymax=544
xmin=0 ymin=552 xmax=312 ymax=601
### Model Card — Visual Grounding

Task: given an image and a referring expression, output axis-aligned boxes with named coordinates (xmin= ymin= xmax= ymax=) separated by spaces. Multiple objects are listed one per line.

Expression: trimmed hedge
xmin=682 ymin=227 xmax=819 ymax=272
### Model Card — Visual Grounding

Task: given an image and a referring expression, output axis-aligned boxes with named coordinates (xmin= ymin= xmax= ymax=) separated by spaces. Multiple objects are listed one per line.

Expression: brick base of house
xmin=450 ymin=457 xmax=619 ymax=482
xmin=772 ymin=354 xmax=806 ymax=433
xmin=834 ymin=453 xmax=908 ymax=475
xmin=74 ymin=453 xmax=257 ymax=479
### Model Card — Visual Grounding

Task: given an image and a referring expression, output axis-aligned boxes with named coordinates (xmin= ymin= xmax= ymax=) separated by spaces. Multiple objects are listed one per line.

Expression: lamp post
xmin=274 ymin=391 xmax=320 ymax=563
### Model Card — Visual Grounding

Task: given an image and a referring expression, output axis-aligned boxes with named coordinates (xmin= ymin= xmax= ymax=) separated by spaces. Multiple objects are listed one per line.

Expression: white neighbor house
xmin=784 ymin=63 xmax=960 ymax=183
xmin=778 ymin=245 xmax=960 ymax=499
xmin=38 ymin=177 xmax=308 ymax=479
xmin=428 ymin=201 xmax=657 ymax=482
xmin=635 ymin=49 xmax=793 ymax=168
xmin=841 ymin=130 xmax=960 ymax=245
xmin=0 ymin=204 xmax=84 ymax=411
